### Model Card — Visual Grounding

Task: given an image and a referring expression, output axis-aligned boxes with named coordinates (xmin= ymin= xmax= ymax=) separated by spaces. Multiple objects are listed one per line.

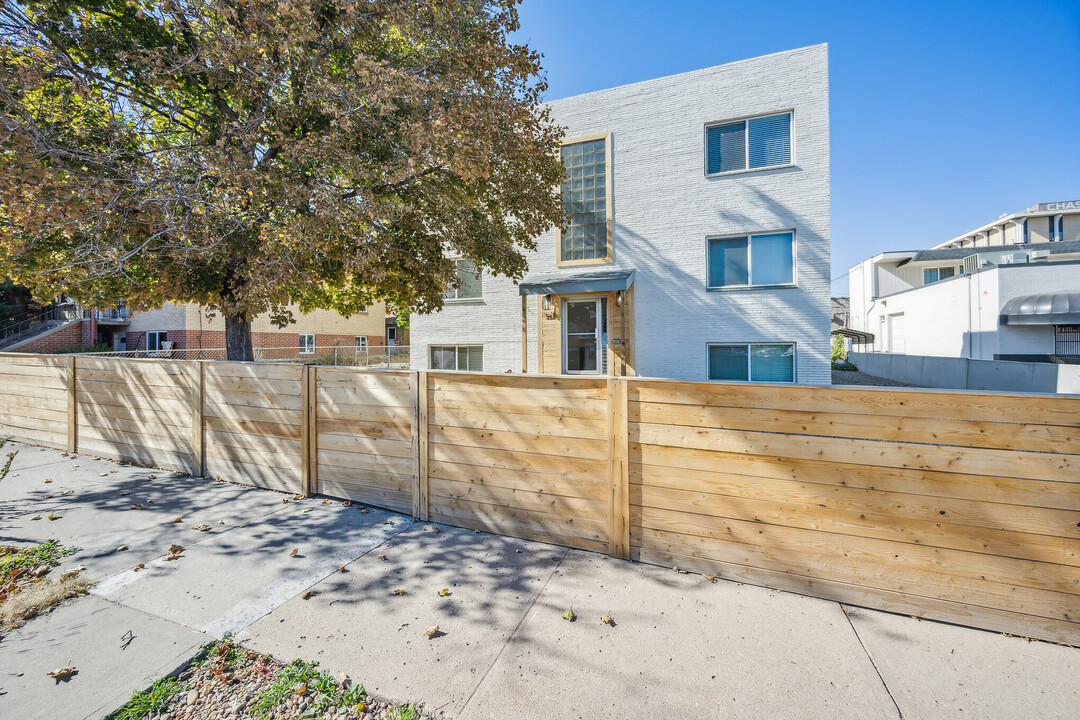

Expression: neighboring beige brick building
xmin=97 ymin=301 xmax=391 ymax=354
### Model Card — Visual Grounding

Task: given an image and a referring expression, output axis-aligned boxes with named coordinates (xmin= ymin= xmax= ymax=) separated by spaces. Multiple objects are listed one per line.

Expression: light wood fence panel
xmin=627 ymin=379 xmax=1080 ymax=645
xmin=74 ymin=356 xmax=194 ymax=471
xmin=2 ymin=352 xmax=1079 ymax=645
xmin=0 ymin=354 xmax=69 ymax=448
xmin=426 ymin=373 xmax=611 ymax=553
xmin=203 ymin=362 xmax=303 ymax=493
xmin=314 ymin=368 xmax=415 ymax=514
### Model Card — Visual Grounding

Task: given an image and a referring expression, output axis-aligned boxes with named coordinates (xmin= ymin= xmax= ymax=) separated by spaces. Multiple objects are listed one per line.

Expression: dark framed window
xmin=707 ymin=232 xmax=795 ymax=288
xmin=708 ymin=343 xmax=796 ymax=383
xmin=706 ymin=112 xmax=792 ymax=175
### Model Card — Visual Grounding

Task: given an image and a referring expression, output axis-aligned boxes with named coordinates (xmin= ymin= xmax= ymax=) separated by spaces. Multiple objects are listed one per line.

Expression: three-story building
xmin=411 ymin=45 xmax=832 ymax=383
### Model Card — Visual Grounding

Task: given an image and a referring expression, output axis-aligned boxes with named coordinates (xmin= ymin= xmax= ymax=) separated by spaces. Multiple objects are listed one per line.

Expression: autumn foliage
xmin=0 ymin=0 xmax=564 ymax=359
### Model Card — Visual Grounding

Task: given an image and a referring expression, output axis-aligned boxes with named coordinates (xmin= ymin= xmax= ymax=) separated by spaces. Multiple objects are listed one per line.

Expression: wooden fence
xmin=1 ymin=352 xmax=1078 ymax=645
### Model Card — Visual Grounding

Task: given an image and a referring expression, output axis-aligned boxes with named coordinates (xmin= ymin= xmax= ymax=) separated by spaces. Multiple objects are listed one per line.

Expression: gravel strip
xmin=108 ymin=638 xmax=431 ymax=720
xmin=831 ymin=369 xmax=922 ymax=388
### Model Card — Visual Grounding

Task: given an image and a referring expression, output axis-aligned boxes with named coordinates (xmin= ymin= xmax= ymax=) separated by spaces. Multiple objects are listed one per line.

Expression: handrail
xmin=0 ymin=302 xmax=82 ymax=345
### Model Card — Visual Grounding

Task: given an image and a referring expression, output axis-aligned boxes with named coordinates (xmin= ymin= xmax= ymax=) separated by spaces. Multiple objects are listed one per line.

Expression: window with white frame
xmin=708 ymin=343 xmax=795 ymax=383
xmin=444 ymin=259 xmax=482 ymax=300
xmin=430 ymin=345 xmax=483 ymax=372
xmin=706 ymin=112 xmax=792 ymax=175
xmin=299 ymin=334 xmax=315 ymax=354
xmin=145 ymin=331 xmax=167 ymax=351
xmin=355 ymin=336 xmax=368 ymax=351
xmin=707 ymin=231 xmax=795 ymax=288
xmin=923 ymin=267 xmax=956 ymax=284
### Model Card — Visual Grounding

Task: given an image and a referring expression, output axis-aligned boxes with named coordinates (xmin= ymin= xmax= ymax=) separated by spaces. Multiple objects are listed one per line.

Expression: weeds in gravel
xmin=104 ymin=677 xmax=181 ymax=720
xmin=0 ymin=540 xmax=87 ymax=630
xmin=0 ymin=539 xmax=79 ymax=578
xmin=387 ymin=704 xmax=422 ymax=720
xmin=252 ymin=658 xmax=367 ymax=718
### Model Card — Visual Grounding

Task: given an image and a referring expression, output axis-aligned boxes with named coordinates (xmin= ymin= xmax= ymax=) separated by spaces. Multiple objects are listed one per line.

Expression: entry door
xmin=563 ymin=298 xmax=602 ymax=374
xmin=888 ymin=313 xmax=906 ymax=353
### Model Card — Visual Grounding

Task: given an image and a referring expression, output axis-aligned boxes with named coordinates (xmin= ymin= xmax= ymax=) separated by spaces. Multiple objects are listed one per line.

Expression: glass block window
xmin=560 ymin=138 xmax=608 ymax=262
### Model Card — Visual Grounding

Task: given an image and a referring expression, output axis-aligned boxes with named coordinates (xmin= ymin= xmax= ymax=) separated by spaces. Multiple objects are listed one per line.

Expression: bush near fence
xmin=1 ymin=352 xmax=1078 ymax=645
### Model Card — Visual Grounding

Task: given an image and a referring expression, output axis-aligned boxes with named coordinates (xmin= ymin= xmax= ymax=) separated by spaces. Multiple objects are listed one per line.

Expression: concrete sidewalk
xmin=2 ymin=443 xmax=1078 ymax=720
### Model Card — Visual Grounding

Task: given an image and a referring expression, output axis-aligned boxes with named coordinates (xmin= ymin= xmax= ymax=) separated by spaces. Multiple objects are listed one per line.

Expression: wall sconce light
xmin=615 ymin=291 xmax=623 ymax=308
xmin=543 ymin=294 xmax=551 ymax=310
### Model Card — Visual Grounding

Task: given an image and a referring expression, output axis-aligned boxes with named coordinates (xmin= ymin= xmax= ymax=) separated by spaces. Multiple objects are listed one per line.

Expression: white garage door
xmin=888 ymin=313 xmax=906 ymax=353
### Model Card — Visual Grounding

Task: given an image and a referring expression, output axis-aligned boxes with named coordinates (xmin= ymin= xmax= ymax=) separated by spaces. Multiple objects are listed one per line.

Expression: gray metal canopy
xmin=999 ymin=292 xmax=1080 ymax=325
xmin=518 ymin=268 xmax=635 ymax=296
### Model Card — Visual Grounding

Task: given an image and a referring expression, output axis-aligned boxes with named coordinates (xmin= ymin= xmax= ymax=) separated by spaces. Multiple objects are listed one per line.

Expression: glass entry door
xmin=563 ymin=298 xmax=602 ymax=374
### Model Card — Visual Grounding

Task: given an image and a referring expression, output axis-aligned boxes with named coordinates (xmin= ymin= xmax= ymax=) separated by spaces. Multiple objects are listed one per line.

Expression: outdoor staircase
xmin=0 ymin=303 xmax=82 ymax=350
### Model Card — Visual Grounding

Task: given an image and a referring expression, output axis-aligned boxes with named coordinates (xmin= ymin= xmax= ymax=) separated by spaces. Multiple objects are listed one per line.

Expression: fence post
xmin=412 ymin=370 xmax=429 ymax=521
xmin=300 ymin=365 xmax=318 ymax=496
xmin=606 ymin=377 xmax=630 ymax=560
xmin=191 ymin=361 xmax=205 ymax=477
xmin=66 ymin=355 xmax=77 ymax=454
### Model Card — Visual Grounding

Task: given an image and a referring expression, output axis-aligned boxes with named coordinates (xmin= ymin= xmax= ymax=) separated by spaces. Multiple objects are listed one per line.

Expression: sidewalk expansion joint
xmin=841 ymin=604 xmax=904 ymax=719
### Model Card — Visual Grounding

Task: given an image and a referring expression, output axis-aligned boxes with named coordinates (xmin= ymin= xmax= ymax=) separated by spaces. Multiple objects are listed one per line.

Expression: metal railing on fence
xmin=71 ymin=345 xmax=411 ymax=368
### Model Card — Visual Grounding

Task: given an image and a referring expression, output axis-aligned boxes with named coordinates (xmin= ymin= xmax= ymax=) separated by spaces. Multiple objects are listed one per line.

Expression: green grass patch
xmin=252 ymin=658 xmax=366 ymax=718
xmin=104 ymin=677 xmax=181 ymax=720
xmin=0 ymin=539 xmax=80 ymax=577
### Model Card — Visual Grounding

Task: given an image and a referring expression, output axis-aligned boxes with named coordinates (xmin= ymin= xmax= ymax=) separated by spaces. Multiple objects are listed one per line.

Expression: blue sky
xmin=513 ymin=0 xmax=1080 ymax=295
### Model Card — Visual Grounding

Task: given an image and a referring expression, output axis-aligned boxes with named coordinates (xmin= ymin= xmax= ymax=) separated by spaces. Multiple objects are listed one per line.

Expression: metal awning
xmin=999 ymin=292 xmax=1080 ymax=325
xmin=831 ymin=327 xmax=875 ymax=343
xmin=518 ymin=268 xmax=635 ymax=296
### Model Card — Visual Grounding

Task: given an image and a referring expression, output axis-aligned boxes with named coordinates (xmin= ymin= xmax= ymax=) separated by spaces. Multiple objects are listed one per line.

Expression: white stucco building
xmin=848 ymin=201 xmax=1080 ymax=362
xmin=410 ymin=45 xmax=832 ymax=384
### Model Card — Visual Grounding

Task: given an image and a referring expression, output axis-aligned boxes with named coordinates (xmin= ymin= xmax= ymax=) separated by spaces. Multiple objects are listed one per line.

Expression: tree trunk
xmin=224 ymin=311 xmax=254 ymax=362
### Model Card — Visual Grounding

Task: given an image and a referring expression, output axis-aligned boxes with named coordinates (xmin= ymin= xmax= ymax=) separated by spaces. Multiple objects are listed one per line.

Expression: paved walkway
xmin=1 ymin=443 xmax=1077 ymax=719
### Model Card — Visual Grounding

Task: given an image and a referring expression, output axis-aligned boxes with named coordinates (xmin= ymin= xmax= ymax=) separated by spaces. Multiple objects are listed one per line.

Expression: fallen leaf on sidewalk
xmin=301 ymin=591 xmax=313 ymax=600
xmin=562 ymin=609 xmax=576 ymax=622
xmin=359 ymin=507 xmax=369 ymax=514
xmin=133 ymin=563 xmax=145 ymax=572
xmin=437 ymin=588 xmax=451 ymax=597
xmin=600 ymin=613 xmax=615 ymax=626
xmin=129 ymin=503 xmax=143 ymax=510
xmin=702 ymin=574 xmax=718 ymax=583
xmin=393 ymin=589 xmax=407 ymax=596
xmin=295 ymin=682 xmax=307 ymax=694
xmin=423 ymin=625 xmax=442 ymax=639
xmin=116 ymin=545 xmax=129 ymax=552
xmin=43 ymin=479 xmax=52 ymax=483
xmin=99 ymin=472 xmax=108 ymax=477
xmin=30 ymin=515 xmax=41 ymax=521
xmin=173 ymin=517 xmax=182 ymax=523
xmin=289 ymin=548 xmax=299 ymax=557
xmin=119 ymin=491 xmax=130 ymax=496
xmin=46 ymin=666 xmax=77 ymax=682
xmin=191 ymin=524 xmax=211 ymax=532
xmin=60 ymin=489 xmax=74 ymax=496
xmin=338 ymin=566 xmax=347 ymax=573
xmin=47 ymin=513 xmax=61 ymax=521
xmin=672 ymin=566 xmax=687 ymax=574
xmin=293 ymin=494 xmax=303 ymax=500
xmin=321 ymin=499 xmax=331 ymax=504
xmin=282 ymin=498 xmax=289 ymax=504
xmin=381 ymin=519 xmax=393 ymax=525
xmin=427 ymin=525 xmax=441 ymax=533
xmin=377 ymin=554 xmax=387 ymax=561
xmin=341 ymin=500 xmax=352 ymax=507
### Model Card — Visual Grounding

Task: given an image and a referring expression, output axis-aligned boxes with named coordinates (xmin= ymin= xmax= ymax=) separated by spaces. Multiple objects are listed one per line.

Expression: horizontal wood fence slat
xmin=1 ymin=352 xmax=1078 ymax=645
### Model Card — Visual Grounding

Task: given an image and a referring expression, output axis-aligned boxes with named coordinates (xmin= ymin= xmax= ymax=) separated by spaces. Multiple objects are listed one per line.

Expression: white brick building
xmin=411 ymin=45 xmax=832 ymax=384
xmin=848 ymin=201 xmax=1080 ymax=361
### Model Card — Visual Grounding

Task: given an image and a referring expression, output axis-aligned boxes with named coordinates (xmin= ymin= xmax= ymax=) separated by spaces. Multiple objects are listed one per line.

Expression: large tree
xmin=0 ymin=0 xmax=564 ymax=359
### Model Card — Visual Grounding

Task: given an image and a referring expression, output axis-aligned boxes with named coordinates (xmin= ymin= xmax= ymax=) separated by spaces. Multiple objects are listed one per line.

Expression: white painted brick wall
xmin=412 ymin=44 xmax=831 ymax=383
